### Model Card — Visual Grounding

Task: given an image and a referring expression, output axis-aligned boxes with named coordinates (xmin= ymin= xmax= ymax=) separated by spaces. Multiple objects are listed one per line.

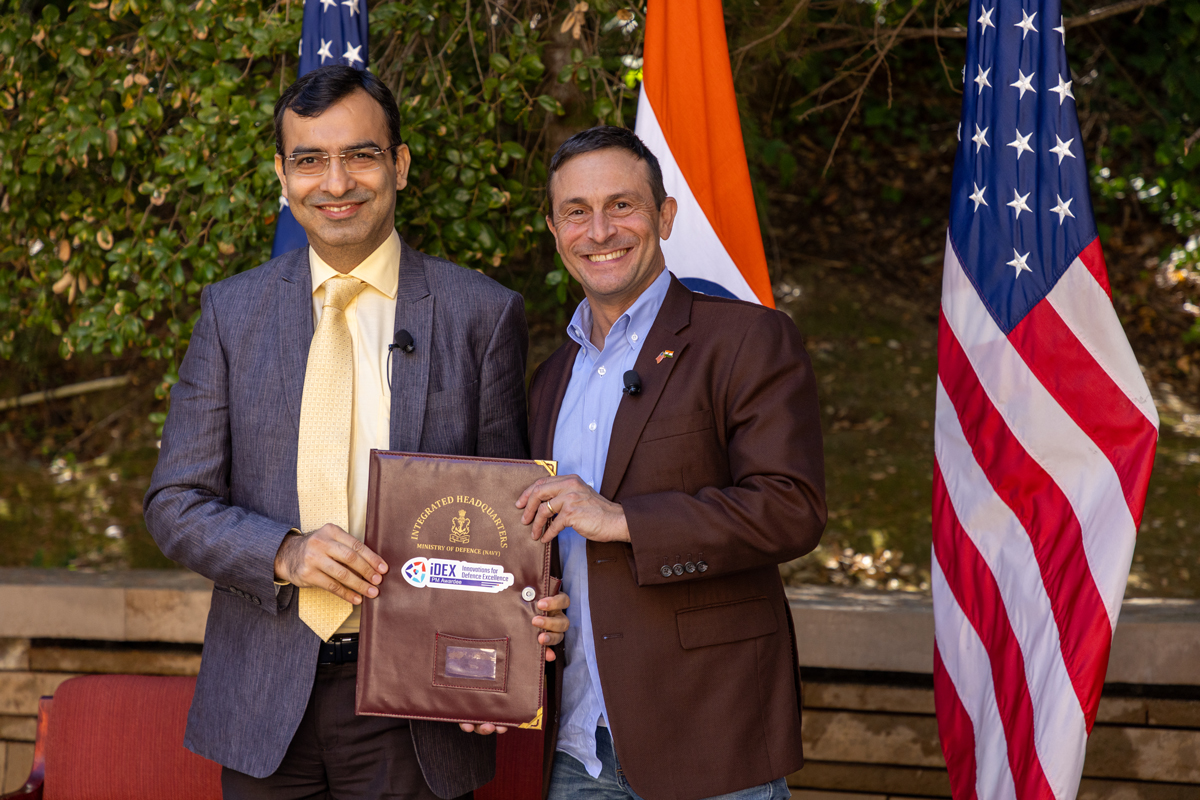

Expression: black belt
xmin=318 ymin=634 xmax=359 ymax=664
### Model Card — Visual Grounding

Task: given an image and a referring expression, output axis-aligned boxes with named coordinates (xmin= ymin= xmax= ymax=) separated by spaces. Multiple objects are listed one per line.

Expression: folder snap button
xmin=521 ymin=587 xmax=536 ymax=601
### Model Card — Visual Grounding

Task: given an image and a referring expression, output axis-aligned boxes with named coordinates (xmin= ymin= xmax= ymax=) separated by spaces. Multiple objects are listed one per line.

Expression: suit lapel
xmin=389 ymin=241 xmax=433 ymax=452
xmin=599 ymin=277 xmax=692 ymax=499
xmin=532 ymin=342 xmax=581 ymax=460
xmin=279 ymin=250 xmax=314 ymax=431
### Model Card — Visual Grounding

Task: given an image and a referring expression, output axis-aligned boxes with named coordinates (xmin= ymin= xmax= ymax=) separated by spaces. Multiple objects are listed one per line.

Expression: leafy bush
xmin=1083 ymin=1 xmax=1200 ymax=342
xmin=1 ymin=0 xmax=294 ymax=380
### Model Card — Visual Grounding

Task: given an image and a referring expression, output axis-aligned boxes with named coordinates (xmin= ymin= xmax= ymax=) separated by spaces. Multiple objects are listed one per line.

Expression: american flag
xmin=271 ymin=0 xmax=370 ymax=257
xmin=933 ymin=0 xmax=1159 ymax=797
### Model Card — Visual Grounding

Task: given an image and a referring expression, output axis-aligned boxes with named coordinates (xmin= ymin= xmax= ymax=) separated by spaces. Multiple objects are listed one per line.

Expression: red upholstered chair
xmin=1 ymin=674 xmax=543 ymax=800
xmin=0 ymin=674 xmax=221 ymax=800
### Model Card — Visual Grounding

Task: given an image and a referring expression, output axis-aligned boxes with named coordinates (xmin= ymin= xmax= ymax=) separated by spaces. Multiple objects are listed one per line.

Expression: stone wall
xmin=0 ymin=568 xmax=210 ymax=794
xmin=785 ymin=586 xmax=1200 ymax=800
xmin=1 ymin=571 xmax=1197 ymax=798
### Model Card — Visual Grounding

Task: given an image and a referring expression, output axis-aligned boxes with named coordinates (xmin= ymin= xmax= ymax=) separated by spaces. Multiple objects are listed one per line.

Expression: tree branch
xmin=821 ymin=0 xmax=925 ymax=176
xmin=1185 ymin=126 xmax=1200 ymax=156
xmin=733 ymin=0 xmax=811 ymax=57
xmin=0 ymin=376 xmax=133 ymax=412
xmin=1065 ymin=0 xmax=1166 ymax=27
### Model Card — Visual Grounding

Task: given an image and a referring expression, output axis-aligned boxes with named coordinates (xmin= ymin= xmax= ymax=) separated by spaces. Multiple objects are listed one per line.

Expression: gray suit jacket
xmin=144 ymin=242 xmax=529 ymax=797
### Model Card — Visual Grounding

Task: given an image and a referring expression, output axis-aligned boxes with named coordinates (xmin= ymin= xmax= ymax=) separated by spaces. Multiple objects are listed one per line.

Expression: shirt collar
xmin=566 ymin=268 xmax=672 ymax=354
xmin=308 ymin=229 xmax=401 ymax=299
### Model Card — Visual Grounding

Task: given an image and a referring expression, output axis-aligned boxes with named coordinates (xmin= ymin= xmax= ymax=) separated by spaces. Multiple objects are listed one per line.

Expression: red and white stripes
xmin=933 ymin=232 xmax=1158 ymax=799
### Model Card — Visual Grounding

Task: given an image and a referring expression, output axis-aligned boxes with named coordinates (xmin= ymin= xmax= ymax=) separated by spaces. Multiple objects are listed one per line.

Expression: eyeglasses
xmin=285 ymin=145 xmax=397 ymax=177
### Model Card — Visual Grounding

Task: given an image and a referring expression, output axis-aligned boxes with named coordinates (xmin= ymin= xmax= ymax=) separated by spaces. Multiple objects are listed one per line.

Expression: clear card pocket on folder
xmin=433 ymin=633 xmax=510 ymax=693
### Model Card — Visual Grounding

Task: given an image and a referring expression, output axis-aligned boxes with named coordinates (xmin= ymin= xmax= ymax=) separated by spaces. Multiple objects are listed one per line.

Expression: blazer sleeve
xmin=621 ymin=308 xmax=827 ymax=584
xmin=143 ymin=285 xmax=293 ymax=612
xmin=474 ymin=290 xmax=530 ymax=460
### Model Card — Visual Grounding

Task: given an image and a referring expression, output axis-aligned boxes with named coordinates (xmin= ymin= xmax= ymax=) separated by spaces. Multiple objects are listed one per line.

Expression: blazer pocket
xmin=426 ymin=379 xmax=480 ymax=409
xmin=641 ymin=409 xmax=714 ymax=443
xmin=676 ymin=597 xmax=778 ymax=650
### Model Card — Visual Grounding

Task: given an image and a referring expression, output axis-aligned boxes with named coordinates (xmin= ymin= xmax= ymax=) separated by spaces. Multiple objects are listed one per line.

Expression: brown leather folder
xmin=356 ymin=450 xmax=557 ymax=729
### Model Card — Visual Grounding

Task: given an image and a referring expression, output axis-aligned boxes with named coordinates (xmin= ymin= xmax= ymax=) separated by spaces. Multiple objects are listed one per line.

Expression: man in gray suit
xmin=144 ymin=65 xmax=567 ymax=800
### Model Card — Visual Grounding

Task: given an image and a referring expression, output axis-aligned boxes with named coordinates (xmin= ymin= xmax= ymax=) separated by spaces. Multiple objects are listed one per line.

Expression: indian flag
xmin=634 ymin=0 xmax=774 ymax=307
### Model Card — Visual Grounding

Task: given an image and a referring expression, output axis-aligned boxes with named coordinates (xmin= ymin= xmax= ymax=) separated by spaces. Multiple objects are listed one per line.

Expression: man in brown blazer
xmin=516 ymin=126 xmax=827 ymax=800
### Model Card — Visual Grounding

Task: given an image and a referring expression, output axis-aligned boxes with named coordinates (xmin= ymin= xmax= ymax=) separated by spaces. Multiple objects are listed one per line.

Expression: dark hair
xmin=274 ymin=65 xmax=402 ymax=158
xmin=546 ymin=126 xmax=666 ymax=210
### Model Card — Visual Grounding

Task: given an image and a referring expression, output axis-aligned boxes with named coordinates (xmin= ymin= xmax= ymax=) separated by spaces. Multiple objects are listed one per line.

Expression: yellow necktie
xmin=297 ymin=275 xmax=367 ymax=641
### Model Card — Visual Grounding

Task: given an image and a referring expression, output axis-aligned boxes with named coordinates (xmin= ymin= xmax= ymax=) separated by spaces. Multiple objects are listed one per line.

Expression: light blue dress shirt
xmin=552 ymin=268 xmax=672 ymax=778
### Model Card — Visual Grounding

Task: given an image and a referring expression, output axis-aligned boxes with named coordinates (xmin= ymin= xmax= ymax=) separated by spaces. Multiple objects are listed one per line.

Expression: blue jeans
xmin=546 ymin=727 xmax=791 ymax=800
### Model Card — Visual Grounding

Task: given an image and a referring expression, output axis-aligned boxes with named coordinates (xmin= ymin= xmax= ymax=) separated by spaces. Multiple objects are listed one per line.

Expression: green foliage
xmin=0 ymin=0 xmax=645 ymax=393
xmin=1081 ymin=1 xmax=1200 ymax=340
xmin=370 ymin=1 xmax=552 ymax=273
xmin=0 ymin=0 xmax=296 ymax=390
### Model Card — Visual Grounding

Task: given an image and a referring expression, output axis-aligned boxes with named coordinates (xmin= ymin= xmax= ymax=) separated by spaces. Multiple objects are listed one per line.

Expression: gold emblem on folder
xmin=449 ymin=509 xmax=471 ymax=544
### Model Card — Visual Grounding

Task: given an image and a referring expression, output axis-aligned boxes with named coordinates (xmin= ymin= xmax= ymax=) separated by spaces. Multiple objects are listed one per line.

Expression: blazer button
xmin=672 ymin=563 xmax=685 ymax=576
xmin=684 ymin=562 xmax=696 ymax=573
xmin=660 ymin=565 xmax=673 ymax=578
xmin=252 ymin=596 xmax=261 ymax=605
xmin=697 ymin=561 xmax=709 ymax=573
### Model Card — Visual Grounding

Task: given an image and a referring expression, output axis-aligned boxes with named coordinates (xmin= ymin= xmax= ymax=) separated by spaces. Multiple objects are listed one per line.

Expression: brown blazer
xmin=529 ymin=275 xmax=827 ymax=800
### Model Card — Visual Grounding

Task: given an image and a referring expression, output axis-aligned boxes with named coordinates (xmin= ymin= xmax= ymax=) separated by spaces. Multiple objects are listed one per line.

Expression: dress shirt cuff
xmin=273 ymin=528 xmax=303 ymax=587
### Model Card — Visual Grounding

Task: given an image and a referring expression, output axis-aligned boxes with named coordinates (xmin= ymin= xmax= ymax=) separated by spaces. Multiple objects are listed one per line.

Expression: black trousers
xmin=221 ymin=663 xmax=470 ymax=800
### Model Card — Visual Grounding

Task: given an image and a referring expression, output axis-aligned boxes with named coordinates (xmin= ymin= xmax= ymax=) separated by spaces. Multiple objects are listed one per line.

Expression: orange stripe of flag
xmin=642 ymin=0 xmax=774 ymax=307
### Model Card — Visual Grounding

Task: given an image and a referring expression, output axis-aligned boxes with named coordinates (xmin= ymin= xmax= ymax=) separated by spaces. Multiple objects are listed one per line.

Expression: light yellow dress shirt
xmin=308 ymin=229 xmax=401 ymax=634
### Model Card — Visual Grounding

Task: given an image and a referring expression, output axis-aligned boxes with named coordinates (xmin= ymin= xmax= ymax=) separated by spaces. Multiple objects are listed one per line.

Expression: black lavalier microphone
xmin=622 ymin=370 xmax=642 ymax=396
xmin=389 ymin=329 xmax=415 ymax=354
xmin=387 ymin=329 xmax=415 ymax=391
